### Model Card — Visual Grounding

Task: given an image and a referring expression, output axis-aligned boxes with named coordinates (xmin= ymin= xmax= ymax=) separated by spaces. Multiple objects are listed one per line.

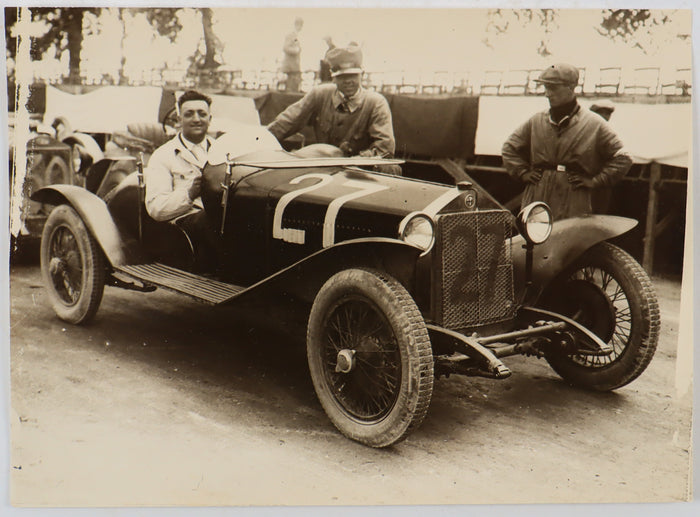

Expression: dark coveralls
xmin=268 ymin=83 xmax=396 ymax=159
xmin=502 ymin=105 xmax=632 ymax=220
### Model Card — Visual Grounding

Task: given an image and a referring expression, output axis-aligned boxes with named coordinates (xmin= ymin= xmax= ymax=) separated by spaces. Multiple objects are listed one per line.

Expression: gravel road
xmin=9 ymin=261 xmax=692 ymax=507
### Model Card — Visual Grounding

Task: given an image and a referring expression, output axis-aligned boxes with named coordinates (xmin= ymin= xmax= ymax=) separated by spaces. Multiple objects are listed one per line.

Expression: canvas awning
xmin=23 ymin=85 xmax=691 ymax=169
xmin=475 ymin=96 xmax=690 ymax=168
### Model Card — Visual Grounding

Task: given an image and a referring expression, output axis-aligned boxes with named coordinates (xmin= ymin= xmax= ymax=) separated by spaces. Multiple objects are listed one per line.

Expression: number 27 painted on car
xmin=273 ymin=173 xmax=390 ymax=247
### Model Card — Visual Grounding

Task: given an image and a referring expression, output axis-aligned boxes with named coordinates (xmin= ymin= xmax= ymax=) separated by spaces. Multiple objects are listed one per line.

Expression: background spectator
xmin=281 ymin=17 xmax=304 ymax=92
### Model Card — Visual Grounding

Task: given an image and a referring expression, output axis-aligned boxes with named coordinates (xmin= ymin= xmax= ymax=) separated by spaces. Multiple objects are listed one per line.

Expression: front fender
xmin=31 ymin=185 xmax=138 ymax=267
xmin=511 ymin=215 xmax=637 ymax=301
xmin=221 ymin=238 xmax=423 ymax=305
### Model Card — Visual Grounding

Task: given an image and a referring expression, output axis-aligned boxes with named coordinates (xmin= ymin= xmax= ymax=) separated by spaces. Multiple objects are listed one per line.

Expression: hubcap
xmin=558 ymin=266 xmax=633 ymax=368
xmin=322 ymin=296 xmax=401 ymax=421
xmin=335 ymin=349 xmax=356 ymax=373
xmin=564 ymin=279 xmax=616 ymax=342
xmin=48 ymin=226 xmax=83 ymax=306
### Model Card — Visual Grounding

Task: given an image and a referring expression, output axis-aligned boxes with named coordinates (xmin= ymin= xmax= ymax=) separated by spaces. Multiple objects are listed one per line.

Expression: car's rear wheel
xmin=542 ymin=242 xmax=660 ymax=391
xmin=307 ymin=268 xmax=434 ymax=447
xmin=40 ymin=204 xmax=106 ymax=324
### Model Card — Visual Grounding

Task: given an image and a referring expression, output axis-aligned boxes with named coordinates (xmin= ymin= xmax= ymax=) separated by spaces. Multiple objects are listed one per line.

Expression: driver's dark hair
xmin=177 ymin=90 xmax=212 ymax=109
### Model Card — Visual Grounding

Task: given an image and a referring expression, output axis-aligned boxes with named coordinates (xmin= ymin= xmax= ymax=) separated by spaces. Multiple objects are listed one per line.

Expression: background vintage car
xmin=8 ymin=113 xmax=79 ymax=255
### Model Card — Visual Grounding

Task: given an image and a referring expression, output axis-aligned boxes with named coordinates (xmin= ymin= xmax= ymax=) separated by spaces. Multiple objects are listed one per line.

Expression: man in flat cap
xmin=268 ymin=44 xmax=398 ymax=172
xmin=590 ymin=99 xmax=616 ymax=121
xmin=502 ymin=63 xmax=632 ymax=220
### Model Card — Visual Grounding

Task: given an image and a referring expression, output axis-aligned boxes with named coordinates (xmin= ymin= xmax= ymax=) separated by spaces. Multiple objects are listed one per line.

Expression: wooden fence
xmin=34 ymin=66 xmax=692 ymax=97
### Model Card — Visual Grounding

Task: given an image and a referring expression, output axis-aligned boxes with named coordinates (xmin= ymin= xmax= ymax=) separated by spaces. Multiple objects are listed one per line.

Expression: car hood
xmin=221 ymin=150 xmax=463 ymax=220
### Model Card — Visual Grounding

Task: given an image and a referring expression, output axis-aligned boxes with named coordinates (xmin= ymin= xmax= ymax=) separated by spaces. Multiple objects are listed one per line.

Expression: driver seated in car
xmin=145 ymin=90 xmax=287 ymax=271
xmin=144 ymin=90 xmax=219 ymax=270
xmin=145 ymin=90 xmax=214 ymax=223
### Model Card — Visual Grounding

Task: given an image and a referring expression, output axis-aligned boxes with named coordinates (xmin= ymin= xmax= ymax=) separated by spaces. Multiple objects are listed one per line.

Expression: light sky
xmin=26 ymin=7 xmax=691 ymax=86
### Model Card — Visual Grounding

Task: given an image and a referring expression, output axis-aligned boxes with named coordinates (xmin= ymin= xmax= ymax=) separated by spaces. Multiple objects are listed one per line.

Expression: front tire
xmin=40 ymin=205 xmax=106 ymax=324
xmin=307 ymin=268 xmax=434 ymax=447
xmin=542 ymin=242 xmax=660 ymax=391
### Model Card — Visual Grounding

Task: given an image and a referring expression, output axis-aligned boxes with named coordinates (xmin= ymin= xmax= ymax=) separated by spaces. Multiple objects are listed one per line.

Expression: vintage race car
xmin=32 ymin=138 xmax=660 ymax=447
xmin=9 ymin=116 xmax=78 ymax=243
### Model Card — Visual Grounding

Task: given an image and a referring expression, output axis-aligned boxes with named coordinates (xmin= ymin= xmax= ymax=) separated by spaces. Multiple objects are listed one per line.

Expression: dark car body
xmin=197 ymin=152 xmax=515 ymax=333
xmin=32 ymin=142 xmax=659 ymax=447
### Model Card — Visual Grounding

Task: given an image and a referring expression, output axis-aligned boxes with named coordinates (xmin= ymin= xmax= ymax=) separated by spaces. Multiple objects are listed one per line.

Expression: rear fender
xmin=511 ymin=215 xmax=637 ymax=301
xmin=85 ymin=158 xmax=135 ymax=197
xmin=31 ymin=185 xmax=138 ymax=267
xmin=225 ymin=238 xmax=423 ymax=305
xmin=62 ymin=132 xmax=104 ymax=164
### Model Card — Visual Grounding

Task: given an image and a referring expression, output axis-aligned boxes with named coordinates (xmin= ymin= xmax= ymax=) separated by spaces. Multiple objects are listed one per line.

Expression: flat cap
xmin=590 ymin=99 xmax=616 ymax=112
xmin=535 ymin=63 xmax=579 ymax=86
xmin=326 ymin=45 xmax=363 ymax=77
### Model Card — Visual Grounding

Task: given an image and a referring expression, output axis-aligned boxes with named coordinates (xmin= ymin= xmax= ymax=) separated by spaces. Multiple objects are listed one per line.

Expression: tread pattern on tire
xmin=545 ymin=242 xmax=660 ymax=391
xmin=307 ymin=267 xmax=434 ymax=447
xmin=602 ymin=243 xmax=660 ymax=388
xmin=367 ymin=268 xmax=434 ymax=436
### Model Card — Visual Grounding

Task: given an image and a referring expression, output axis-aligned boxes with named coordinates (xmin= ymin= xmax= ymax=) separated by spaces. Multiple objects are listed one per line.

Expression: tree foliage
xmin=29 ymin=7 xmax=101 ymax=83
xmin=139 ymin=7 xmax=182 ymax=42
xmin=598 ymin=9 xmax=674 ymax=54
xmin=7 ymin=6 xmax=224 ymax=84
xmin=484 ymin=8 xmax=680 ymax=58
xmin=484 ymin=9 xmax=559 ymax=57
xmin=137 ymin=7 xmax=223 ymax=70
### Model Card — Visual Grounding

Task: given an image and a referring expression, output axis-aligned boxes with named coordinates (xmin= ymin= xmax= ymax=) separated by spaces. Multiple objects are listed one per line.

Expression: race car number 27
xmin=273 ymin=173 xmax=388 ymax=247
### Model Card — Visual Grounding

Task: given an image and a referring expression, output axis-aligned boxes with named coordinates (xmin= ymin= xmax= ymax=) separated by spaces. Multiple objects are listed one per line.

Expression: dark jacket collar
xmin=549 ymin=99 xmax=579 ymax=125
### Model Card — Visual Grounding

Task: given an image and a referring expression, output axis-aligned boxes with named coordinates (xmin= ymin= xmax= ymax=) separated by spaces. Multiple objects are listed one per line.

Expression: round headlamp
xmin=399 ymin=213 xmax=435 ymax=253
xmin=517 ymin=202 xmax=553 ymax=245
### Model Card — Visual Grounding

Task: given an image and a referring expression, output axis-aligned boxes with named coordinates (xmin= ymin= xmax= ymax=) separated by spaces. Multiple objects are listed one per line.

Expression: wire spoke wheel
xmin=307 ymin=268 xmax=433 ymax=447
xmin=48 ymin=226 xmax=84 ymax=305
xmin=40 ymin=205 xmax=106 ymax=324
xmin=322 ymin=295 xmax=402 ymax=421
xmin=542 ymin=242 xmax=659 ymax=391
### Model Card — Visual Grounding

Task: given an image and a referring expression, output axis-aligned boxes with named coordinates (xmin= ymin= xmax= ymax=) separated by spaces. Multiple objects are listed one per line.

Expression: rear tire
xmin=307 ymin=268 xmax=433 ymax=447
xmin=542 ymin=242 xmax=659 ymax=391
xmin=40 ymin=205 xmax=106 ymax=324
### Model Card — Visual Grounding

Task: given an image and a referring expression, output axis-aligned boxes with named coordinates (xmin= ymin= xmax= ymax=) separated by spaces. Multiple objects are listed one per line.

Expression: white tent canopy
xmin=42 ymin=86 xmax=262 ymax=135
xmin=43 ymin=86 xmax=164 ymax=134
xmin=475 ymin=96 xmax=690 ymax=168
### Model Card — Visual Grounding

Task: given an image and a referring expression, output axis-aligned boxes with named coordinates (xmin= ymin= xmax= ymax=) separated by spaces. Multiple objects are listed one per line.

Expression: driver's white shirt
xmin=144 ymin=133 xmax=213 ymax=222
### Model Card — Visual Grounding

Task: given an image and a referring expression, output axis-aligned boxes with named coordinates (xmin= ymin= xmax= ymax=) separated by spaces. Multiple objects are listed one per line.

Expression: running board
xmin=114 ymin=263 xmax=245 ymax=305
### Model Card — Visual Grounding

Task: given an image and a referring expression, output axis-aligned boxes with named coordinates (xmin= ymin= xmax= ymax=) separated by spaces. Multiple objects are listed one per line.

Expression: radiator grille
xmin=436 ymin=210 xmax=515 ymax=329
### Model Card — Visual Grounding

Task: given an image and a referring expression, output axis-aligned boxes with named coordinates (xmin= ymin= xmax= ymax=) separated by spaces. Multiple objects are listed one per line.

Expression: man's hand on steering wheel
xmin=187 ymin=176 xmax=202 ymax=201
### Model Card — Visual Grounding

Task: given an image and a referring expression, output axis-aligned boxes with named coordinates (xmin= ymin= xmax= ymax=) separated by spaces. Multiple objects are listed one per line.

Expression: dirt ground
xmin=8 ymin=260 xmax=693 ymax=508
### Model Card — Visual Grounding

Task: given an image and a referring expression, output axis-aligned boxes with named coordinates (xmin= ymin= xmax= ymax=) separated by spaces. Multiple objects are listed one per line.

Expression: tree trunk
xmin=66 ymin=9 xmax=84 ymax=84
xmin=200 ymin=8 xmax=220 ymax=70
xmin=117 ymin=8 xmax=128 ymax=85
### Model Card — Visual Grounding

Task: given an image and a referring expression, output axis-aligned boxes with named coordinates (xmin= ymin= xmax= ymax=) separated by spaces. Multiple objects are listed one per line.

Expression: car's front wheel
xmin=40 ymin=204 xmax=106 ymax=324
xmin=542 ymin=242 xmax=660 ymax=391
xmin=307 ymin=268 xmax=434 ymax=447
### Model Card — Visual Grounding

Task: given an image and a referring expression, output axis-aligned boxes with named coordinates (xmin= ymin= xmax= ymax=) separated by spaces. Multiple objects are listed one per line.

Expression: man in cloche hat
xmin=501 ymin=63 xmax=632 ymax=220
xmin=268 ymin=44 xmax=398 ymax=170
